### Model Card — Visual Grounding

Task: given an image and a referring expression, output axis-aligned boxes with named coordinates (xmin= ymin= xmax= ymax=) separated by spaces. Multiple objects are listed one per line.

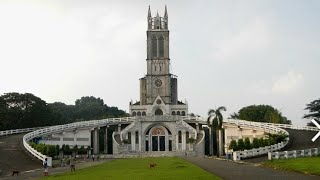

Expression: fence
xmin=268 ymin=148 xmax=320 ymax=160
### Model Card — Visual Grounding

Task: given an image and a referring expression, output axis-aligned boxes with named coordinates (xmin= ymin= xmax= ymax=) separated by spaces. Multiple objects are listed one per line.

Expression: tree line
xmin=0 ymin=92 xmax=128 ymax=131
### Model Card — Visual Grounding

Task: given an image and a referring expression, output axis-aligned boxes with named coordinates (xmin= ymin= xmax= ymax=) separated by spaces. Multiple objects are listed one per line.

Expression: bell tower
xmin=130 ymin=6 xmax=187 ymax=116
xmin=140 ymin=5 xmax=176 ymax=106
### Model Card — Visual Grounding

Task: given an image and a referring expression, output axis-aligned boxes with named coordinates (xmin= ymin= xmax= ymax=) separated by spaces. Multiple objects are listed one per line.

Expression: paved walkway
xmin=0 ymin=159 xmax=111 ymax=180
xmin=0 ymin=134 xmax=40 ymax=177
xmin=185 ymin=157 xmax=319 ymax=180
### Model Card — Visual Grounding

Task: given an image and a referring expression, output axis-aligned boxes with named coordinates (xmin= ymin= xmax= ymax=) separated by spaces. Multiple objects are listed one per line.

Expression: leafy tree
xmin=47 ymin=145 xmax=57 ymax=158
xmin=61 ymin=144 xmax=66 ymax=157
xmin=65 ymin=144 xmax=71 ymax=155
xmin=237 ymin=139 xmax=245 ymax=151
xmin=55 ymin=145 xmax=60 ymax=158
xmin=229 ymin=139 xmax=237 ymax=151
xmin=244 ymin=138 xmax=251 ymax=150
xmin=79 ymin=145 xmax=85 ymax=155
xmin=252 ymin=138 xmax=260 ymax=149
xmin=207 ymin=106 xmax=227 ymax=156
xmin=231 ymin=105 xmax=291 ymax=124
xmin=73 ymin=145 xmax=79 ymax=155
xmin=303 ymin=98 xmax=320 ymax=126
xmin=258 ymin=138 xmax=266 ymax=147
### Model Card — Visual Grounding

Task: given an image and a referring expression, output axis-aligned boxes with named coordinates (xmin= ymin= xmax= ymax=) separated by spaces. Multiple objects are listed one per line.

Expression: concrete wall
xmin=38 ymin=129 xmax=91 ymax=148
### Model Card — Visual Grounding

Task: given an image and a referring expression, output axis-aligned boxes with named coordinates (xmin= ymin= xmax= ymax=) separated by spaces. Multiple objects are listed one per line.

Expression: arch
xmin=178 ymin=131 xmax=182 ymax=143
xmin=132 ymin=112 xmax=136 ymax=116
xmin=171 ymin=111 xmax=176 ymax=115
xmin=152 ymin=105 xmax=166 ymax=116
xmin=177 ymin=111 xmax=180 ymax=116
xmin=142 ymin=111 xmax=146 ymax=116
xmin=155 ymin=109 xmax=163 ymax=115
xmin=181 ymin=111 xmax=186 ymax=116
xmin=151 ymin=36 xmax=157 ymax=58
xmin=137 ymin=111 xmax=141 ymax=116
xmin=144 ymin=123 xmax=172 ymax=135
xmin=158 ymin=36 xmax=164 ymax=57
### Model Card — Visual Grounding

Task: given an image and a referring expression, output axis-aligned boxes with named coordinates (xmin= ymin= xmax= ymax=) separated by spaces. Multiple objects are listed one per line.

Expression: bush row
xmin=29 ymin=143 xmax=91 ymax=158
xmin=229 ymin=133 xmax=288 ymax=151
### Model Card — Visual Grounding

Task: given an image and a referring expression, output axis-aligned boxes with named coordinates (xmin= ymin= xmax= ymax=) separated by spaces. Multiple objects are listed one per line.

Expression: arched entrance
xmin=155 ymin=109 xmax=163 ymax=115
xmin=151 ymin=127 xmax=165 ymax=151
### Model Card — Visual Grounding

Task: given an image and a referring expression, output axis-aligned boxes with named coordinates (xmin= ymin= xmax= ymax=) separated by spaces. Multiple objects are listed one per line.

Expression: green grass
xmin=263 ymin=156 xmax=320 ymax=176
xmin=42 ymin=157 xmax=220 ymax=180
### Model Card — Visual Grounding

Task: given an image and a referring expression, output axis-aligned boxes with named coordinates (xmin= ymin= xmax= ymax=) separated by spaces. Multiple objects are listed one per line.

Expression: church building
xmin=112 ymin=6 xmax=205 ymax=155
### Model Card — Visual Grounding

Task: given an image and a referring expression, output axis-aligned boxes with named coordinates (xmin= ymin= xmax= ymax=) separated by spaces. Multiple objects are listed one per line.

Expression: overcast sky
xmin=0 ymin=0 xmax=319 ymax=126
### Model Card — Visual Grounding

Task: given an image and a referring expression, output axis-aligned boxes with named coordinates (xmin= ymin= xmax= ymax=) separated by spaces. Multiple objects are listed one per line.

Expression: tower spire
xmin=148 ymin=5 xmax=151 ymax=17
xmin=164 ymin=5 xmax=168 ymax=18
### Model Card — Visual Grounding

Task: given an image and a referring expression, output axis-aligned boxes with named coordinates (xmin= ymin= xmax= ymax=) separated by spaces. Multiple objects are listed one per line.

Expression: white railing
xmin=0 ymin=127 xmax=46 ymax=136
xmin=22 ymin=117 xmax=135 ymax=166
xmin=120 ymin=121 xmax=136 ymax=141
xmin=181 ymin=120 xmax=197 ymax=139
xmin=268 ymin=148 xmax=319 ymax=160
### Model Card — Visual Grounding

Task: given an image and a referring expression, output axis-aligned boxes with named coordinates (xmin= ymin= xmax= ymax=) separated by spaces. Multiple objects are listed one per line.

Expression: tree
xmin=0 ymin=93 xmax=53 ymax=130
xmin=47 ymin=145 xmax=57 ymax=158
xmin=55 ymin=145 xmax=60 ymax=158
xmin=73 ymin=145 xmax=79 ymax=156
xmin=207 ymin=106 xmax=227 ymax=156
xmin=231 ymin=105 xmax=291 ymax=124
xmin=229 ymin=139 xmax=237 ymax=151
xmin=237 ymin=139 xmax=245 ymax=151
xmin=244 ymin=138 xmax=251 ymax=150
xmin=65 ymin=145 xmax=71 ymax=155
xmin=252 ymin=138 xmax=260 ymax=149
xmin=303 ymin=98 xmax=320 ymax=126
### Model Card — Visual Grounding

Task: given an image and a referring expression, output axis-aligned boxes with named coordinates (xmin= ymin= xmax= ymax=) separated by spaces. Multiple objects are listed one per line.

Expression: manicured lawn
xmin=263 ymin=157 xmax=320 ymax=176
xmin=42 ymin=157 xmax=220 ymax=180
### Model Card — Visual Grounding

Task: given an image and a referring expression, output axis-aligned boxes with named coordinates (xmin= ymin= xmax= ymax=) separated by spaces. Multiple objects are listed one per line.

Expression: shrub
xmin=229 ymin=139 xmax=237 ymax=151
xmin=252 ymin=138 xmax=259 ymax=149
xmin=244 ymin=137 xmax=251 ymax=150
xmin=237 ymin=139 xmax=245 ymax=151
xmin=258 ymin=138 xmax=265 ymax=147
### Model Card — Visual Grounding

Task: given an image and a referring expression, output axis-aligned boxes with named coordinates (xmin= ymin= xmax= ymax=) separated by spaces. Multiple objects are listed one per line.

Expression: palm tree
xmin=208 ymin=106 xmax=227 ymax=157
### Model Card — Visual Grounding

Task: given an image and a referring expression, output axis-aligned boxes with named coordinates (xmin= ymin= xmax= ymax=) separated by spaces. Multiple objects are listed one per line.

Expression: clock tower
xmin=130 ymin=6 xmax=188 ymax=116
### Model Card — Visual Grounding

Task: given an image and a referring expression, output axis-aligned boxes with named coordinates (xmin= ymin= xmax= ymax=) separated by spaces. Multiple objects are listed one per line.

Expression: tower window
xmin=178 ymin=131 xmax=182 ymax=143
xmin=152 ymin=36 xmax=157 ymax=57
xmin=158 ymin=36 xmax=164 ymax=57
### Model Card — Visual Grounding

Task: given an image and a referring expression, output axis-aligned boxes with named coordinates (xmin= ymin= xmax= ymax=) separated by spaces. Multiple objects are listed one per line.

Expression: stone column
xmin=118 ymin=124 xmax=121 ymax=133
xmin=176 ymin=133 xmax=179 ymax=151
xmin=196 ymin=123 xmax=199 ymax=133
xmin=182 ymin=131 xmax=186 ymax=151
xmin=104 ymin=126 xmax=108 ymax=154
xmin=132 ymin=131 xmax=135 ymax=151
xmin=93 ymin=128 xmax=99 ymax=154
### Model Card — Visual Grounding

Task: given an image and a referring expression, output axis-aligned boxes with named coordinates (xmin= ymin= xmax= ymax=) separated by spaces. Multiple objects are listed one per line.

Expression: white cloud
xmin=272 ymin=70 xmax=303 ymax=93
xmin=212 ymin=16 xmax=270 ymax=61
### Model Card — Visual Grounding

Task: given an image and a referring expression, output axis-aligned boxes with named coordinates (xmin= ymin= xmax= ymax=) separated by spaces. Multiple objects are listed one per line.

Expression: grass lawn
xmin=41 ymin=157 xmax=220 ymax=180
xmin=263 ymin=156 xmax=320 ymax=176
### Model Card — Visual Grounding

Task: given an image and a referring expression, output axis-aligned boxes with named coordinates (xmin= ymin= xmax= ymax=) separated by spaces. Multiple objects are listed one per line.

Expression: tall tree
xmin=231 ymin=105 xmax=291 ymax=124
xmin=208 ymin=106 xmax=226 ymax=156
xmin=303 ymin=98 xmax=320 ymax=126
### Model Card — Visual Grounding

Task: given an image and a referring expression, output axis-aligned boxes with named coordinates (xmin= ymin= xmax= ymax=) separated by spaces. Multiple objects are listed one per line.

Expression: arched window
xmin=158 ymin=36 xmax=164 ymax=57
xmin=128 ymin=132 xmax=131 ymax=144
xmin=155 ymin=109 xmax=163 ymax=115
xmin=178 ymin=131 xmax=182 ymax=143
xmin=137 ymin=112 xmax=141 ymax=116
xmin=135 ymin=131 xmax=139 ymax=144
xmin=152 ymin=36 xmax=157 ymax=57
xmin=181 ymin=111 xmax=186 ymax=116
xmin=177 ymin=111 xmax=180 ymax=116
xmin=142 ymin=111 xmax=146 ymax=116
xmin=171 ymin=111 xmax=176 ymax=115
xmin=132 ymin=112 xmax=136 ymax=116
xmin=186 ymin=132 xmax=189 ymax=143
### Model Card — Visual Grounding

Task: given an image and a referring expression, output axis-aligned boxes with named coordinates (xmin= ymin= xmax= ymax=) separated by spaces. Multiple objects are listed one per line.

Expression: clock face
xmin=154 ymin=79 xmax=162 ymax=87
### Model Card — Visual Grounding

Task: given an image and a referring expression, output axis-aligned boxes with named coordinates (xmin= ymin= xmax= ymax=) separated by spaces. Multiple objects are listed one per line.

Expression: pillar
xmin=93 ymin=128 xmax=99 ymax=154
xmin=196 ymin=123 xmax=199 ymax=133
xmin=118 ymin=124 xmax=121 ymax=133
xmin=182 ymin=131 xmax=186 ymax=151
xmin=131 ymin=131 xmax=135 ymax=151
xmin=104 ymin=126 xmax=108 ymax=154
